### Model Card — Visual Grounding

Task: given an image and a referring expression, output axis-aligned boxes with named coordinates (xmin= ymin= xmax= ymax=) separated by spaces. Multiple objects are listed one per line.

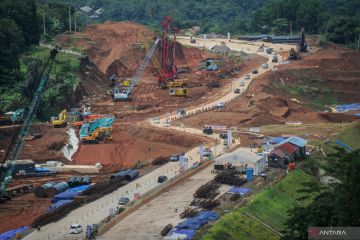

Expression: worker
xmin=174 ymin=205 xmax=178 ymax=213
xmin=37 ymin=225 xmax=41 ymax=231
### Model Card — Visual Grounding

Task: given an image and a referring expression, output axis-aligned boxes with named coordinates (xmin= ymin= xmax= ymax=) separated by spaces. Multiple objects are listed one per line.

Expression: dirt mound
xmin=57 ymin=21 xmax=214 ymax=79
xmin=72 ymin=124 xmax=211 ymax=171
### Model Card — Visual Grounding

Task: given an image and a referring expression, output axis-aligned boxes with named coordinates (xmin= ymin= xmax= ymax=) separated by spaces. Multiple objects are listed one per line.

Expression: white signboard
xmin=249 ymin=127 xmax=260 ymax=133
xmin=227 ymin=130 xmax=232 ymax=147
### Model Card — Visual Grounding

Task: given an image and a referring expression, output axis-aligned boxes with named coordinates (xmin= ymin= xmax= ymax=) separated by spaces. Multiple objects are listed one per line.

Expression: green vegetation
xmin=244 ymin=170 xmax=322 ymax=231
xmin=200 ymin=170 xmax=323 ymax=240
xmin=21 ymin=46 xmax=81 ymax=119
xmin=283 ymin=149 xmax=360 ymax=239
xmin=269 ymin=69 xmax=343 ymax=111
xmin=201 ymin=211 xmax=280 ymax=240
xmin=0 ymin=0 xmax=82 ymax=118
xmin=48 ymin=0 xmax=359 ymax=47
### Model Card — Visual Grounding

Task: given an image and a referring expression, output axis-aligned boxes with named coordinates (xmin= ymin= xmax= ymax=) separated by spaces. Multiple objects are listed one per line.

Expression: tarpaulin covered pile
xmin=48 ymin=199 xmax=73 ymax=212
xmin=52 ymin=185 xmax=90 ymax=203
xmin=173 ymin=211 xmax=219 ymax=239
xmin=336 ymin=103 xmax=360 ymax=113
xmin=0 ymin=226 xmax=30 ymax=240
xmin=228 ymin=187 xmax=251 ymax=196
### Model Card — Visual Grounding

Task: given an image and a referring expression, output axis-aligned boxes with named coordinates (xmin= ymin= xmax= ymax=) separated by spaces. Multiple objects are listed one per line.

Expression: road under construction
xmin=18 ymin=33 xmax=293 ymax=240
xmin=2 ymin=17 xmax=359 ymax=240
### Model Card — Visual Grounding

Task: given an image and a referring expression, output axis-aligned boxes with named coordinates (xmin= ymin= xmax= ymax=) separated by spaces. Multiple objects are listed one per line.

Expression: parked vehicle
xmin=252 ymin=69 xmax=258 ymax=74
xmin=202 ymin=148 xmax=212 ymax=157
xmin=219 ymin=131 xmax=228 ymax=139
xmin=244 ymin=75 xmax=251 ymax=80
xmin=69 ymin=224 xmax=82 ymax=234
xmin=272 ymin=56 xmax=278 ymax=63
xmin=234 ymin=88 xmax=240 ymax=94
xmin=240 ymin=82 xmax=245 ymax=86
xmin=158 ymin=176 xmax=168 ymax=183
xmin=162 ymin=122 xmax=170 ymax=127
xmin=118 ymin=197 xmax=130 ymax=205
xmin=153 ymin=118 xmax=160 ymax=124
xmin=203 ymin=126 xmax=213 ymax=135
xmin=262 ymin=63 xmax=268 ymax=69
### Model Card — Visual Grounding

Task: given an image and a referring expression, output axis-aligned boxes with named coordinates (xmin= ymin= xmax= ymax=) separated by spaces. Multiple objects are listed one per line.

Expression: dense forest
xmin=0 ymin=0 xmax=80 ymax=116
xmin=47 ymin=0 xmax=360 ymax=46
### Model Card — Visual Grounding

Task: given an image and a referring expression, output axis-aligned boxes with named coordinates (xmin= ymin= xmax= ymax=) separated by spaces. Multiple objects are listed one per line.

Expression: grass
xmin=243 ymin=170 xmax=321 ymax=231
xmin=200 ymin=170 xmax=322 ymax=240
xmin=270 ymin=69 xmax=342 ymax=111
xmin=21 ymin=45 xmax=80 ymax=71
xmin=259 ymin=123 xmax=351 ymax=137
xmin=200 ymin=212 xmax=280 ymax=240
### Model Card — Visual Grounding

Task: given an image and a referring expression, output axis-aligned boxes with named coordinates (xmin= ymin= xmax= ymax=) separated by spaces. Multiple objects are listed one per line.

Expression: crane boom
xmin=7 ymin=48 xmax=59 ymax=161
xmin=114 ymin=38 xmax=160 ymax=100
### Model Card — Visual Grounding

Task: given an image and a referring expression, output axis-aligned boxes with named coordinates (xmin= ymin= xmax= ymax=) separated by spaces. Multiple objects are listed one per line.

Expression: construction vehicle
xmin=52 ymin=109 xmax=67 ymax=128
xmin=169 ymin=88 xmax=188 ymax=97
xmin=298 ymin=28 xmax=308 ymax=52
xmin=81 ymin=127 xmax=112 ymax=144
xmin=79 ymin=117 xmax=115 ymax=143
xmin=168 ymin=80 xmax=187 ymax=88
xmin=288 ymin=48 xmax=300 ymax=60
xmin=113 ymin=38 xmax=160 ymax=100
xmin=0 ymin=108 xmax=25 ymax=125
xmin=1 ymin=48 xmax=59 ymax=202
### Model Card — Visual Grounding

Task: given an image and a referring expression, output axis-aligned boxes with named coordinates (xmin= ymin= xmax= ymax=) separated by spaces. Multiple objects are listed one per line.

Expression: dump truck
xmin=52 ymin=109 xmax=67 ymax=128
xmin=169 ymin=88 xmax=188 ymax=97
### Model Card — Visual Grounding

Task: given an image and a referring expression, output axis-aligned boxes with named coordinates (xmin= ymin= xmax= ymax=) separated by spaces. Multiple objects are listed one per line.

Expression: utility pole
xmin=289 ymin=21 xmax=292 ymax=36
xmin=358 ymin=33 xmax=360 ymax=51
xmin=74 ymin=13 xmax=77 ymax=32
xmin=68 ymin=6 xmax=72 ymax=32
xmin=42 ymin=10 xmax=46 ymax=34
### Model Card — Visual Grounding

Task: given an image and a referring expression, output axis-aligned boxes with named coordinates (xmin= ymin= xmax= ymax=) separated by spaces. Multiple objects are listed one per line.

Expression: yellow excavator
xmin=52 ymin=109 xmax=67 ymax=128
xmin=82 ymin=127 xmax=112 ymax=144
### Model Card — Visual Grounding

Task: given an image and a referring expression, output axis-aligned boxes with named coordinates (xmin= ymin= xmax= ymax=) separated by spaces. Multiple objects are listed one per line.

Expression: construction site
xmin=0 ymin=16 xmax=360 ymax=240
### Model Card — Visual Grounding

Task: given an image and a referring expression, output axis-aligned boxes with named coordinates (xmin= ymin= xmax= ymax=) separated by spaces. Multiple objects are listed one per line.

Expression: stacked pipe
xmin=68 ymin=176 xmax=91 ymax=187
xmin=110 ymin=169 xmax=139 ymax=181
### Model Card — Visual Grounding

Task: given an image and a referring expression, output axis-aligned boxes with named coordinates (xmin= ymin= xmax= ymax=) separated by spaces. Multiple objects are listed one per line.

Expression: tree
xmin=282 ymin=149 xmax=360 ymax=239
xmin=0 ymin=18 xmax=24 ymax=87
xmin=326 ymin=16 xmax=359 ymax=44
xmin=0 ymin=0 xmax=40 ymax=45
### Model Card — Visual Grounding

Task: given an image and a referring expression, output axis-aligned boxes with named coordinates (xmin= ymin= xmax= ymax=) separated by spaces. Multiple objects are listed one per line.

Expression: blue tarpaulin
xmin=269 ymin=137 xmax=288 ymax=144
xmin=170 ymin=229 xmax=195 ymax=240
xmin=52 ymin=185 xmax=90 ymax=203
xmin=176 ymin=211 xmax=219 ymax=232
xmin=336 ymin=103 xmax=360 ymax=113
xmin=335 ymin=139 xmax=353 ymax=151
xmin=35 ymin=167 xmax=50 ymax=172
xmin=48 ymin=200 xmax=73 ymax=212
xmin=0 ymin=226 xmax=30 ymax=240
xmin=228 ymin=187 xmax=251 ymax=195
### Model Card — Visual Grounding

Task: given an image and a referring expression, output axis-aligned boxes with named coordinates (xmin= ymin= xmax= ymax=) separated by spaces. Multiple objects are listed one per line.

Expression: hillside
xmin=201 ymin=170 xmax=323 ymax=240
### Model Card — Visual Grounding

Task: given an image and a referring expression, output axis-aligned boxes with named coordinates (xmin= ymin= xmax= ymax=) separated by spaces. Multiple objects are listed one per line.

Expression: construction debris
xmin=193 ymin=181 xmax=220 ymax=199
xmin=214 ymin=171 xmax=247 ymax=186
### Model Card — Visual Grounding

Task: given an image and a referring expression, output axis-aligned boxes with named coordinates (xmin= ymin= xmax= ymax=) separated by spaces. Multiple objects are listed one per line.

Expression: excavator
xmin=81 ymin=127 xmax=112 ymax=144
xmin=1 ymin=47 xmax=59 ymax=202
xmin=52 ymin=109 xmax=67 ymax=128
xmin=288 ymin=28 xmax=308 ymax=60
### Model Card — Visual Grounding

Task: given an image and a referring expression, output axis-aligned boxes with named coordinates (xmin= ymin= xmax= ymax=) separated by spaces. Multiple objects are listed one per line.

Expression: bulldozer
xmin=52 ymin=109 xmax=67 ymax=128
xmin=169 ymin=88 xmax=188 ymax=97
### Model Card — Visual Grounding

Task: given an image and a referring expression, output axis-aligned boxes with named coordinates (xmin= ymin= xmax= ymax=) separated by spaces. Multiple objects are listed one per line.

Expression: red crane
xmin=157 ymin=16 xmax=178 ymax=88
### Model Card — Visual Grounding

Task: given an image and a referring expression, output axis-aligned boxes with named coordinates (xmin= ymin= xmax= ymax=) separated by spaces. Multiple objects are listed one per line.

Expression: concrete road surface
xmin=100 ymin=163 xmax=230 ymax=240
